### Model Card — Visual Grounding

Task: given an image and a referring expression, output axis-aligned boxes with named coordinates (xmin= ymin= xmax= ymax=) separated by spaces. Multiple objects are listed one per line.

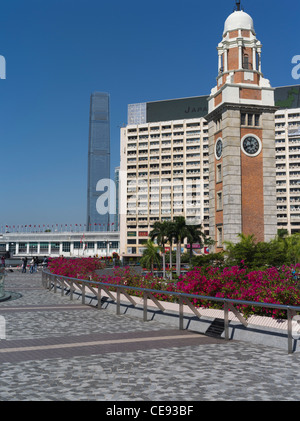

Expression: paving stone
xmin=1 ymin=272 xmax=300 ymax=401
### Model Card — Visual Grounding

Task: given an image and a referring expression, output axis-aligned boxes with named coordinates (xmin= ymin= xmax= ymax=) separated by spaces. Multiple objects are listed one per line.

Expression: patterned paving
xmin=1 ymin=271 xmax=300 ymax=401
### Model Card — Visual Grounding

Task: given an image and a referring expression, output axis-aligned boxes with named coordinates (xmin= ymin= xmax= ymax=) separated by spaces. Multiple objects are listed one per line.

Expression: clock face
xmin=242 ymin=135 xmax=261 ymax=156
xmin=215 ymin=138 xmax=223 ymax=160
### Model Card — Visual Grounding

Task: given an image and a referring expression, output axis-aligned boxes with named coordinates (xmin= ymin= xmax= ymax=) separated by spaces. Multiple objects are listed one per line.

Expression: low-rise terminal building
xmin=0 ymin=231 xmax=120 ymax=259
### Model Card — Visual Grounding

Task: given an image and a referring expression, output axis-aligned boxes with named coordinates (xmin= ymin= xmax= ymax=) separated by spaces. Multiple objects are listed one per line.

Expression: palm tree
xmin=285 ymin=233 xmax=300 ymax=265
xmin=149 ymin=221 xmax=169 ymax=278
xmin=274 ymin=230 xmax=298 ymax=265
xmin=186 ymin=223 xmax=207 ymax=263
xmin=165 ymin=221 xmax=176 ymax=280
xmin=140 ymin=239 xmax=161 ymax=273
xmin=173 ymin=216 xmax=189 ymax=277
xmin=223 ymin=233 xmax=257 ymax=267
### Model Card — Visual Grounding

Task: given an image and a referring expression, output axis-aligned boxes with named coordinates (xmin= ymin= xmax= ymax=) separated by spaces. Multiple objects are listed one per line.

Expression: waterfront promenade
xmin=1 ymin=271 xmax=300 ymax=401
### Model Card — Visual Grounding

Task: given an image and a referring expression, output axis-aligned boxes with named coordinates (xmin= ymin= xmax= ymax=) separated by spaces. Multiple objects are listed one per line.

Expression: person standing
xmin=22 ymin=257 xmax=28 ymax=273
xmin=34 ymin=256 xmax=38 ymax=272
xmin=1 ymin=256 xmax=5 ymax=268
xmin=29 ymin=257 xmax=35 ymax=274
xmin=42 ymin=256 xmax=48 ymax=269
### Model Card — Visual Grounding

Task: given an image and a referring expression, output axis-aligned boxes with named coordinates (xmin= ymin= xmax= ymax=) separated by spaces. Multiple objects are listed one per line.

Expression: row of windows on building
xmin=1 ymin=242 xmax=119 ymax=253
xmin=241 ymin=113 xmax=261 ymax=127
xmin=275 ymin=113 xmax=300 ymax=119
xmin=127 ymin=122 xmax=207 ymax=133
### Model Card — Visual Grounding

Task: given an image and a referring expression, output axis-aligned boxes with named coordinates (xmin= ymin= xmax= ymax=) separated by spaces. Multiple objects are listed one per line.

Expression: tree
xmin=185 ymin=223 xmax=211 ymax=263
xmin=285 ymin=233 xmax=300 ymax=265
xmin=173 ymin=217 xmax=189 ymax=276
xmin=223 ymin=233 xmax=257 ymax=267
xmin=140 ymin=239 xmax=161 ymax=273
xmin=165 ymin=221 xmax=176 ymax=280
xmin=223 ymin=233 xmax=289 ymax=269
xmin=149 ymin=221 xmax=169 ymax=278
xmin=191 ymin=252 xmax=225 ymax=269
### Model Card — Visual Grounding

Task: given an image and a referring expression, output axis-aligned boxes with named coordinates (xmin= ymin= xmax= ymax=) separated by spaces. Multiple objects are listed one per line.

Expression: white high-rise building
xmin=119 ymin=111 xmax=210 ymax=261
xmin=275 ymin=106 xmax=300 ymax=234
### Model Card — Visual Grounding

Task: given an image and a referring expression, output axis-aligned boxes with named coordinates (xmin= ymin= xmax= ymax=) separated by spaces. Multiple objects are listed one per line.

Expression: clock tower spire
xmin=235 ymin=1 xmax=241 ymax=12
xmin=205 ymin=6 xmax=278 ymax=250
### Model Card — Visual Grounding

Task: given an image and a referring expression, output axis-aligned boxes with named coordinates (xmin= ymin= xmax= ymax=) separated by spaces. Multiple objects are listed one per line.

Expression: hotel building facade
xmin=275 ymin=98 xmax=300 ymax=234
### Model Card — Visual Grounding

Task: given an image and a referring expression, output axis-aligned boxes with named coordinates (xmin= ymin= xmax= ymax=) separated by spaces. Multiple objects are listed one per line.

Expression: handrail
xmin=42 ymin=269 xmax=300 ymax=354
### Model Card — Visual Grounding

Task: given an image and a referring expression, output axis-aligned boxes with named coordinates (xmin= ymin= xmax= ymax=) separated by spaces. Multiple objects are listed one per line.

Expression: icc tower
xmin=205 ymin=1 xmax=278 ymax=251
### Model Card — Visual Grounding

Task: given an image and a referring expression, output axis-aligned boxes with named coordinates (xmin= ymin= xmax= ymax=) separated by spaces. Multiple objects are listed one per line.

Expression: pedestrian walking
xmin=29 ymin=257 xmax=35 ymax=274
xmin=42 ymin=256 xmax=48 ymax=269
xmin=34 ymin=256 xmax=38 ymax=272
xmin=22 ymin=257 xmax=28 ymax=273
xmin=1 ymin=256 xmax=5 ymax=268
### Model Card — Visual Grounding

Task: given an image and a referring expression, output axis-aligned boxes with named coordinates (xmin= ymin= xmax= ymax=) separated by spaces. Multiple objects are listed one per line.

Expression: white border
xmin=214 ymin=137 xmax=223 ymax=160
xmin=241 ymin=134 xmax=262 ymax=157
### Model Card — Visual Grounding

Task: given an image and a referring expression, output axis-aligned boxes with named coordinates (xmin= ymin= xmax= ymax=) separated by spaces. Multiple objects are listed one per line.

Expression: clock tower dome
xmin=205 ymin=1 xmax=278 ymax=250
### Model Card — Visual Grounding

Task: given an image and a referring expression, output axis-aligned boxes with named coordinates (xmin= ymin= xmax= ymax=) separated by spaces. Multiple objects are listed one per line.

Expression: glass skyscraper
xmin=87 ymin=92 xmax=110 ymax=231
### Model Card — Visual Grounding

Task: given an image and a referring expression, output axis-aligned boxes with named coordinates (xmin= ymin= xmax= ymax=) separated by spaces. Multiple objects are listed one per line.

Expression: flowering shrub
xmin=91 ymin=267 xmax=175 ymax=301
xmin=176 ymin=265 xmax=300 ymax=319
xmin=48 ymin=258 xmax=300 ymax=319
xmin=48 ymin=257 xmax=105 ymax=279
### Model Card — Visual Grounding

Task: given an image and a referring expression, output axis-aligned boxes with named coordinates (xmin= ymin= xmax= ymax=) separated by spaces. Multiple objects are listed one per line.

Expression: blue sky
xmin=0 ymin=0 xmax=299 ymax=227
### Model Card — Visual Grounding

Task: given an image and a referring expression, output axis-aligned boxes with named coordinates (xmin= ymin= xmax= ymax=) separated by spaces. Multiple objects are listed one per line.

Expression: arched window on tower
xmin=256 ymin=51 xmax=260 ymax=72
xmin=243 ymin=54 xmax=249 ymax=70
xmin=219 ymin=54 xmax=224 ymax=74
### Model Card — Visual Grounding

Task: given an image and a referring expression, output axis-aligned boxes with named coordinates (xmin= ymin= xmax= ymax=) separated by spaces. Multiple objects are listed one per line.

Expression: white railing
xmin=42 ymin=270 xmax=300 ymax=354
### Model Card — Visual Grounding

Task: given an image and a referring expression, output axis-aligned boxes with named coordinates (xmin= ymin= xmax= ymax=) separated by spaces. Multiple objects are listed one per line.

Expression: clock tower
xmin=205 ymin=2 xmax=278 ymax=251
